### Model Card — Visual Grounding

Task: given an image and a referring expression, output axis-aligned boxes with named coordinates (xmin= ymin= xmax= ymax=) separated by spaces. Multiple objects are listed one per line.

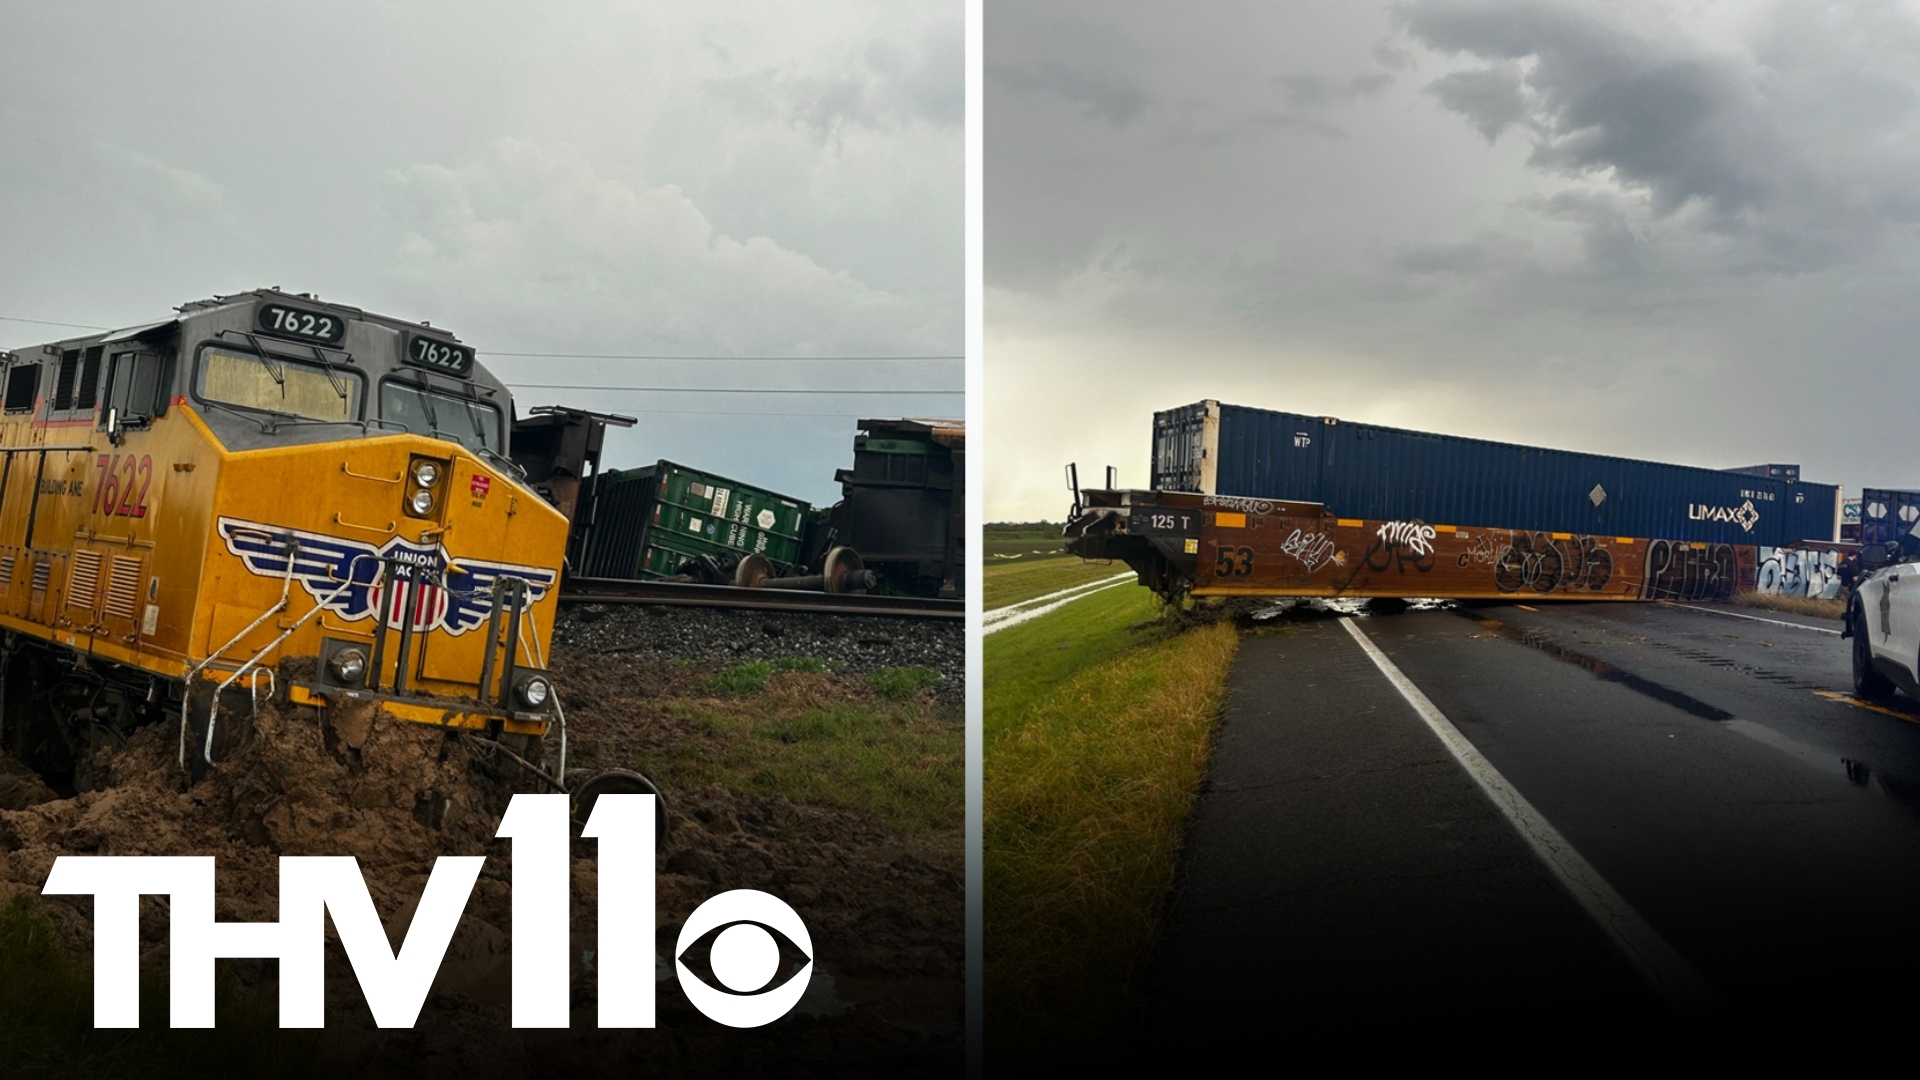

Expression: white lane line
xmin=982 ymin=578 xmax=1136 ymax=636
xmin=984 ymin=571 xmax=1135 ymax=625
xmin=1338 ymin=617 xmax=1725 ymax=1017
xmin=1658 ymin=602 xmax=1841 ymax=636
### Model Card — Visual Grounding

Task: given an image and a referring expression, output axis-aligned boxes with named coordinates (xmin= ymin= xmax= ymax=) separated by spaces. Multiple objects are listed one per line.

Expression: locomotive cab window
xmin=195 ymin=346 xmax=360 ymax=424
xmin=101 ymin=350 xmax=168 ymax=430
xmin=379 ymin=379 xmax=502 ymax=451
xmin=3 ymin=363 xmax=40 ymax=414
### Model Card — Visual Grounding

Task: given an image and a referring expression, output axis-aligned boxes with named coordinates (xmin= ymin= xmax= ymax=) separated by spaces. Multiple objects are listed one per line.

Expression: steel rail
xmin=559 ymin=576 xmax=963 ymax=619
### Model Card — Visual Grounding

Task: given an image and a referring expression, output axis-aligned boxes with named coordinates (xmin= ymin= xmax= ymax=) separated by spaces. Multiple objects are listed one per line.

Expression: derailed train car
xmin=1071 ymin=400 xmax=1841 ymax=604
xmin=824 ymin=418 xmax=964 ymax=599
xmin=518 ymin=411 xmax=965 ymax=600
xmin=1070 ymin=489 xmax=1765 ymax=603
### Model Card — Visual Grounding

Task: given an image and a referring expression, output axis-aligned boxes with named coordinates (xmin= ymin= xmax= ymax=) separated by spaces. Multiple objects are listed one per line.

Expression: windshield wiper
xmin=197 ymin=398 xmax=274 ymax=434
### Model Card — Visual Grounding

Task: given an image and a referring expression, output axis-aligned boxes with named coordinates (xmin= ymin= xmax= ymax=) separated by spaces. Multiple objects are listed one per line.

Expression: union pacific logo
xmin=216 ymin=516 xmax=556 ymax=634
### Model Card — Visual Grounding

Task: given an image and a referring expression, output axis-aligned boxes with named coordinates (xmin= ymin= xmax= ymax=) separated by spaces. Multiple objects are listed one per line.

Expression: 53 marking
xmin=1214 ymin=545 xmax=1253 ymax=577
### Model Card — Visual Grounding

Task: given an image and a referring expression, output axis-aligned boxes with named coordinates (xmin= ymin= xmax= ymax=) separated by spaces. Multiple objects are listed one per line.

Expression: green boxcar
xmin=576 ymin=460 xmax=811 ymax=580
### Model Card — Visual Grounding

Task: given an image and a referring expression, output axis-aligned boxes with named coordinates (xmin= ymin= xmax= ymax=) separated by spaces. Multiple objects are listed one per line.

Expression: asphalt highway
xmin=1145 ymin=600 xmax=1920 ymax=1044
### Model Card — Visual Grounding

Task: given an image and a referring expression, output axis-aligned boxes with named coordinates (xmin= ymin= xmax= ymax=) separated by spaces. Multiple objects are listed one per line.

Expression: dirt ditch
xmin=0 ymin=624 xmax=963 ymax=1078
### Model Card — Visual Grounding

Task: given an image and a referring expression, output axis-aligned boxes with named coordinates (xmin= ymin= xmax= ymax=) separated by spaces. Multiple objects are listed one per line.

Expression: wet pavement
xmin=1145 ymin=600 xmax=1920 ymax=1045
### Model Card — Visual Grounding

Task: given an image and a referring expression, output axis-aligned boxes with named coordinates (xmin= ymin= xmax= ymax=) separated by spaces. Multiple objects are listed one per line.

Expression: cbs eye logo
xmin=675 ymin=889 xmax=813 ymax=1027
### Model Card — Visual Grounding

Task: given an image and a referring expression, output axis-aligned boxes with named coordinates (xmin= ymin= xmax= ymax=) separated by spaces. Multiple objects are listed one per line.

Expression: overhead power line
xmin=4 ymin=317 xmax=961 ymax=361
xmin=485 ymin=351 xmax=961 ymax=361
xmin=0 ymin=315 xmax=112 ymax=330
xmin=568 ymin=408 xmax=913 ymax=419
xmin=504 ymin=383 xmax=960 ymax=395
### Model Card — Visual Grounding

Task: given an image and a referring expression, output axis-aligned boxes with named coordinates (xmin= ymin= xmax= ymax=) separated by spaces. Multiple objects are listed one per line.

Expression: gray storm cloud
xmin=987 ymin=0 xmax=1920 ymax=522
xmin=0 ymin=1 xmax=960 ymax=507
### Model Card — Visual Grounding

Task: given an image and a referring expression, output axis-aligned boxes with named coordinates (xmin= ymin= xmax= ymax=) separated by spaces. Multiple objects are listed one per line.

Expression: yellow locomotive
xmin=0 ymin=289 xmax=575 ymax=793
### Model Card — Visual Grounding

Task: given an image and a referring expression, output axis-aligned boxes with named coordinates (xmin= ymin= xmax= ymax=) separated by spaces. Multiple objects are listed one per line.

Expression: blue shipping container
xmin=1727 ymin=463 xmax=1801 ymax=482
xmin=1857 ymin=489 xmax=1920 ymax=549
xmin=1151 ymin=400 xmax=1839 ymax=548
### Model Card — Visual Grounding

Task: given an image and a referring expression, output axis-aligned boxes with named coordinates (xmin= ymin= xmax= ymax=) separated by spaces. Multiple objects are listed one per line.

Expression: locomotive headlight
xmin=413 ymin=461 xmax=440 ymax=487
xmin=517 ymin=674 xmax=551 ymax=708
xmin=409 ymin=490 xmax=434 ymax=515
xmin=329 ymin=648 xmax=367 ymax=684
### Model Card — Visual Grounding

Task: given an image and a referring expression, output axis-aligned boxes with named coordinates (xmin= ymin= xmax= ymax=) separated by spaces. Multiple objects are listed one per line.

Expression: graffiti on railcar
xmin=1554 ymin=535 xmax=1613 ymax=592
xmin=1755 ymin=547 xmax=1841 ymax=599
xmin=1458 ymin=533 xmax=1500 ymax=568
xmin=1487 ymin=532 xmax=1611 ymax=594
xmin=1365 ymin=521 xmax=1437 ymax=573
xmin=1202 ymin=495 xmax=1275 ymax=515
xmin=1640 ymin=540 xmax=1741 ymax=601
xmin=1280 ymin=528 xmax=1339 ymax=573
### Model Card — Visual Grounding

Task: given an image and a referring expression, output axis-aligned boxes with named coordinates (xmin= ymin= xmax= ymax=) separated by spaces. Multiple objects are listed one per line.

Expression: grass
xmin=1729 ymin=590 xmax=1846 ymax=620
xmin=983 ymin=582 xmax=1241 ymax=1061
xmin=700 ymin=657 xmax=830 ymax=697
xmin=648 ymin=669 xmax=961 ymax=836
xmin=866 ymin=665 xmax=944 ymax=700
xmin=983 ymin=556 xmax=1129 ymax=611
xmin=0 ymin=894 xmax=324 ymax=1079
xmin=983 ymin=521 xmax=1070 ymax=560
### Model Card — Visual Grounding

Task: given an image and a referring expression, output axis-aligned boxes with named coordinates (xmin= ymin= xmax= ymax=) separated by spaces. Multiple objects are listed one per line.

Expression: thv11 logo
xmin=40 ymin=793 xmax=810 ymax=1030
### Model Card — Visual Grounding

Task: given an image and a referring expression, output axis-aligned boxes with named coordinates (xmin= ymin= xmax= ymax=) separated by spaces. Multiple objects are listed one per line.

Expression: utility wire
xmin=0 ymin=315 xmax=111 ymax=330
xmin=566 ymin=408 xmax=931 ymax=419
xmin=504 ymin=383 xmax=960 ymax=395
xmin=4 ymin=317 xmax=960 ymax=361
xmin=485 ymin=350 xmax=960 ymax=361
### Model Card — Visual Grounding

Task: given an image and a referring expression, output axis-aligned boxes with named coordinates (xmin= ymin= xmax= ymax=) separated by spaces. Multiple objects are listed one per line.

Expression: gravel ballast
xmin=552 ymin=604 xmax=964 ymax=698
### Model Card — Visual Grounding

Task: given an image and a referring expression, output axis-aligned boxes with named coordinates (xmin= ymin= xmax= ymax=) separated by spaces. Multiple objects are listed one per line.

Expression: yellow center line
xmin=1813 ymin=690 xmax=1920 ymax=724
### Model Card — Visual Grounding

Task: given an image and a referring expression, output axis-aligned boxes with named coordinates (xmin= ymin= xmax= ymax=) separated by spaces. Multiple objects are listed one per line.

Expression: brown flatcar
xmin=1066 ymin=488 xmax=1760 ymax=604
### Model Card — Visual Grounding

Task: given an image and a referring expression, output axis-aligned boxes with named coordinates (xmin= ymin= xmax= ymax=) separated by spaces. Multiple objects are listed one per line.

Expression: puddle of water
xmin=1449 ymin=611 xmax=1920 ymax=820
xmin=1723 ymin=719 xmax=1920 ymax=818
xmin=1251 ymin=597 xmax=1455 ymax=621
xmin=1724 ymin=720 xmax=1856 ymax=784
xmin=1457 ymin=611 xmax=1732 ymax=721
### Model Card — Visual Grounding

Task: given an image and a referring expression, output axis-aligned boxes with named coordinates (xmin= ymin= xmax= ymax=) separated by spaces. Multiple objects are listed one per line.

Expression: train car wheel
xmin=822 ymin=547 xmax=866 ymax=594
xmin=733 ymin=553 xmax=775 ymax=588
xmin=569 ymin=768 xmax=669 ymax=846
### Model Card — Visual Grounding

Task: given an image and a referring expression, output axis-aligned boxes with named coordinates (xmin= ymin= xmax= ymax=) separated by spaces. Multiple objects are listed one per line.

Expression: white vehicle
xmin=1848 ymin=546 xmax=1920 ymax=700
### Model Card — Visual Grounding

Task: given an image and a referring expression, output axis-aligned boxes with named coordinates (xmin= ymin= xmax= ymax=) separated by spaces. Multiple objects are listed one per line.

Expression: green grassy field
xmin=984 ymin=521 xmax=1068 ymax=560
xmin=982 ymin=556 xmax=1129 ymax=610
xmin=983 ymin=564 xmax=1240 ymax=1061
xmin=648 ymin=666 xmax=962 ymax=836
xmin=548 ymin=653 xmax=964 ymax=840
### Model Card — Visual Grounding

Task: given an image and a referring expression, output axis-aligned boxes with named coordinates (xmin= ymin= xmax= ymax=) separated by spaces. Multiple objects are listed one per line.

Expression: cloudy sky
xmin=0 ymin=0 xmax=960 ymax=507
xmin=986 ymin=0 xmax=1920 ymax=522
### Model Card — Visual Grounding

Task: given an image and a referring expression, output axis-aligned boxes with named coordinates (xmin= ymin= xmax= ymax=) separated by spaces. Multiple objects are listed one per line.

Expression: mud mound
xmin=0 ymin=652 xmax=962 ymax=1078
xmin=0 ymin=686 xmax=522 ymax=946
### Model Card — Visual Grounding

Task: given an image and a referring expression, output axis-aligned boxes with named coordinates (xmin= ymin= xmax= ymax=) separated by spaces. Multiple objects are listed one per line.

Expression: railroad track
xmin=558 ymin=576 xmax=965 ymax=619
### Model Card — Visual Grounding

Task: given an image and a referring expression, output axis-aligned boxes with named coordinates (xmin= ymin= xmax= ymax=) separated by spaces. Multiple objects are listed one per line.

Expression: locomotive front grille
xmin=104 ymin=557 xmax=142 ymax=621
xmin=1 ymin=556 xmax=15 ymax=585
xmin=31 ymin=561 xmax=50 ymax=593
xmin=67 ymin=551 xmax=102 ymax=609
